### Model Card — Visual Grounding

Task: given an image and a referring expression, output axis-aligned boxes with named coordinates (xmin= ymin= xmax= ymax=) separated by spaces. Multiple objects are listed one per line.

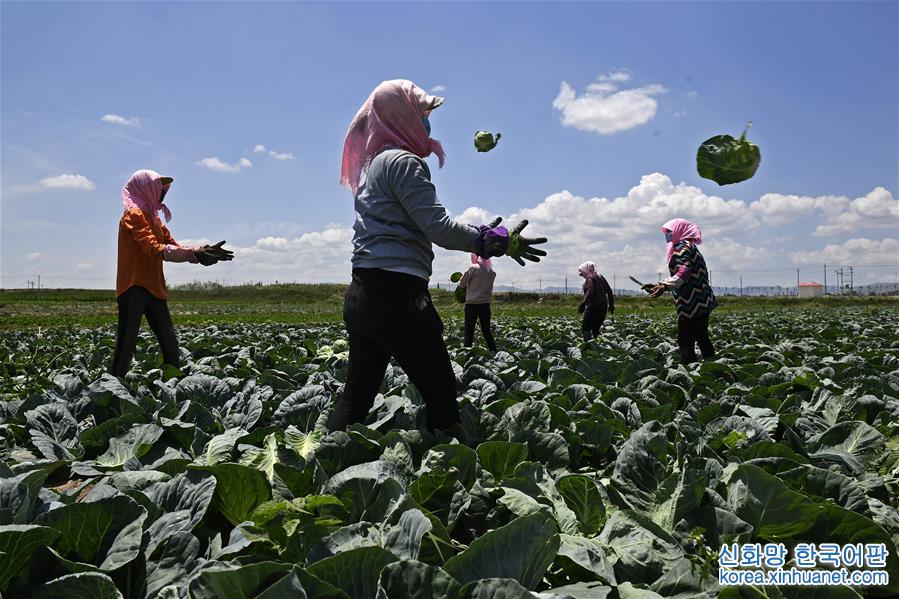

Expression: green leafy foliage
xmin=1 ymin=308 xmax=897 ymax=597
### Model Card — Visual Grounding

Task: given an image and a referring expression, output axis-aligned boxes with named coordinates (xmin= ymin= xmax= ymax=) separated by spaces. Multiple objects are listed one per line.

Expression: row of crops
xmin=1 ymin=308 xmax=897 ymax=598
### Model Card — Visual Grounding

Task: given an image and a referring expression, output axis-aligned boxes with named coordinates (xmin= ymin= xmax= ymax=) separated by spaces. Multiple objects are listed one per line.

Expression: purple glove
xmin=476 ymin=225 xmax=509 ymax=258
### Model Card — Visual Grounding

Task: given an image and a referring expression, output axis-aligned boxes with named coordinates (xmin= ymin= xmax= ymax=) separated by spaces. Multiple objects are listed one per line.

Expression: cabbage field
xmin=1 ymin=308 xmax=898 ymax=599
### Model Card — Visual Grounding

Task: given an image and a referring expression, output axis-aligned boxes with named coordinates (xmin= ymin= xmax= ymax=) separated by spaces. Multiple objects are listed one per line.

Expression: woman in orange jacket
xmin=110 ymin=170 xmax=233 ymax=377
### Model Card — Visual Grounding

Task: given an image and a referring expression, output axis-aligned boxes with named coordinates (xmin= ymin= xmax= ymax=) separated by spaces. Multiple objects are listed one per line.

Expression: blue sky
xmin=2 ymin=1 xmax=897 ymax=290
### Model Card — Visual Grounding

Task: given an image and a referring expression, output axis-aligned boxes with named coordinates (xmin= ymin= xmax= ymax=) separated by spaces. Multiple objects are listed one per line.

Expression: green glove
xmin=204 ymin=240 xmax=234 ymax=261
xmin=506 ymin=220 xmax=548 ymax=266
xmin=194 ymin=240 xmax=234 ymax=267
xmin=195 ymin=250 xmax=218 ymax=266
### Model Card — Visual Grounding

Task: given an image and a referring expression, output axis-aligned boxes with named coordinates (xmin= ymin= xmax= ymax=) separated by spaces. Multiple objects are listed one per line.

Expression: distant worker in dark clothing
xmin=460 ymin=253 xmax=498 ymax=352
xmin=577 ymin=261 xmax=615 ymax=341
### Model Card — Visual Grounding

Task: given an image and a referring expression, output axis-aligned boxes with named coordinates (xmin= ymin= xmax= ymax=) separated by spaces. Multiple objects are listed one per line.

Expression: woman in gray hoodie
xmin=328 ymin=80 xmax=546 ymax=434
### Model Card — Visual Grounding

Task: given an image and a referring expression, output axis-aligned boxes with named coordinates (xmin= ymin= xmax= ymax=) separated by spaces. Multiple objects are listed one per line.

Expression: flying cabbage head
xmin=696 ymin=122 xmax=761 ymax=185
xmin=474 ymin=131 xmax=502 ymax=153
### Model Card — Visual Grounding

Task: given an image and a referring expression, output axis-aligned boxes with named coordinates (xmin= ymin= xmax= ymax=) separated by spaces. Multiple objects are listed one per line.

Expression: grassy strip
xmin=1 ymin=286 xmax=895 ymax=329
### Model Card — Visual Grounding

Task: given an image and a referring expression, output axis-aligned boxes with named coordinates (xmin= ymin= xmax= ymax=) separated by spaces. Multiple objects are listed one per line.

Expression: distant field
xmin=0 ymin=285 xmax=896 ymax=329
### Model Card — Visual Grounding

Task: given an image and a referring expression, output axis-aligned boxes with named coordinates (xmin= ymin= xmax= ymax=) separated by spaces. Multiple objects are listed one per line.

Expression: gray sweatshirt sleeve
xmin=388 ymin=153 xmax=480 ymax=252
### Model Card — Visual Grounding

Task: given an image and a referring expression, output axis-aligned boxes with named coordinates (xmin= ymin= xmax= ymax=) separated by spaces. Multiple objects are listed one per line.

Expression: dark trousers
xmin=582 ymin=303 xmax=608 ymax=341
xmin=327 ymin=268 xmax=460 ymax=433
xmin=677 ymin=314 xmax=715 ymax=364
xmin=110 ymin=285 xmax=180 ymax=377
xmin=464 ymin=303 xmax=497 ymax=352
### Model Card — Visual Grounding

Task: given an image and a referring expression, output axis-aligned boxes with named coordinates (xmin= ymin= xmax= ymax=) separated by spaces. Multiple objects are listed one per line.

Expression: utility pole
xmin=740 ymin=276 xmax=743 ymax=296
xmin=848 ymin=266 xmax=853 ymax=294
xmin=565 ymin=276 xmax=568 ymax=294
xmin=658 ymin=272 xmax=662 ymax=282
xmin=539 ymin=278 xmax=542 ymax=293
xmin=824 ymin=264 xmax=827 ymax=295
xmin=38 ymin=275 xmax=41 ymax=290
xmin=796 ymin=268 xmax=800 ymax=290
xmin=613 ymin=274 xmax=617 ymax=291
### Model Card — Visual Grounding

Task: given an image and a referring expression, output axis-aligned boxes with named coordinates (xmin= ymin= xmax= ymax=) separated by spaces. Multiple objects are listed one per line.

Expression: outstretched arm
xmin=390 ymin=154 xmax=479 ymax=252
xmin=650 ymin=245 xmax=691 ymax=297
xmin=159 ymin=223 xmax=199 ymax=263
xmin=660 ymin=246 xmax=692 ymax=289
xmin=123 ymin=210 xmax=197 ymax=263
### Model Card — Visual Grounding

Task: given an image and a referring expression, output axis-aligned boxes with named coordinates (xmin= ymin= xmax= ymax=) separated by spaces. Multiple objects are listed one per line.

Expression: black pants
xmin=677 ymin=314 xmax=715 ymax=364
xmin=327 ymin=268 xmax=460 ymax=433
xmin=464 ymin=303 xmax=497 ymax=352
xmin=110 ymin=285 xmax=180 ymax=377
xmin=582 ymin=303 xmax=608 ymax=341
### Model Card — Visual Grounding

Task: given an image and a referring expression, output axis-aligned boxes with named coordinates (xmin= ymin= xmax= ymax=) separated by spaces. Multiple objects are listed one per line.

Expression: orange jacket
xmin=116 ymin=208 xmax=185 ymax=300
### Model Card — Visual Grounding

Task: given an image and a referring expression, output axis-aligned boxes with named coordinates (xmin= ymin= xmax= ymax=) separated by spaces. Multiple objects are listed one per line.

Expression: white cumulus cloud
xmin=253 ymin=144 xmax=296 ymax=161
xmin=101 ymin=114 xmax=140 ymax=126
xmin=431 ymin=85 xmax=447 ymax=93
xmin=751 ymin=193 xmax=848 ymax=225
xmin=813 ymin=187 xmax=898 ymax=236
xmin=158 ymin=174 xmax=896 ymax=290
xmin=27 ymin=252 xmax=41 ymax=262
xmin=598 ymin=70 xmax=631 ymax=82
xmin=40 ymin=174 xmax=95 ymax=191
xmin=177 ymin=226 xmax=354 ymax=284
xmin=196 ymin=157 xmax=252 ymax=173
xmin=791 ymin=237 xmax=899 ymax=266
xmin=553 ymin=71 xmax=667 ymax=134
xmin=750 ymin=187 xmax=897 ymax=236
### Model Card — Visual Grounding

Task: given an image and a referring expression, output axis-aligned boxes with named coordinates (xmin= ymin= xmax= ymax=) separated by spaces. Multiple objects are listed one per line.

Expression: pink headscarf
xmin=122 ymin=169 xmax=172 ymax=222
xmin=340 ymin=79 xmax=446 ymax=195
xmin=471 ymin=253 xmax=492 ymax=270
xmin=578 ymin=261 xmax=596 ymax=278
xmin=662 ymin=218 xmax=702 ymax=263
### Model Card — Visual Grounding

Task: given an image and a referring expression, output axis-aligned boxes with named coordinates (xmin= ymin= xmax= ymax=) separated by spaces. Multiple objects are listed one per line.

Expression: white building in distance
xmin=798 ymin=281 xmax=824 ymax=298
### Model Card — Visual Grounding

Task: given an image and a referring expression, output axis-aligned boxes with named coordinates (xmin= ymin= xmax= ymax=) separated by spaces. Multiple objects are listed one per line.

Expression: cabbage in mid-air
xmin=696 ymin=122 xmax=761 ymax=185
xmin=450 ymin=272 xmax=466 ymax=303
xmin=474 ymin=131 xmax=501 ymax=152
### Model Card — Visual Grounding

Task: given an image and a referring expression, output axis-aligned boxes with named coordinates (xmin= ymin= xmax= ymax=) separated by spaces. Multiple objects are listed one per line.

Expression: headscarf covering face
xmin=662 ymin=218 xmax=702 ymax=263
xmin=340 ymin=79 xmax=446 ymax=195
xmin=122 ymin=169 xmax=173 ymax=222
xmin=471 ymin=253 xmax=492 ymax=270
xmin=578 ymin=261 xmax=597 ymax=278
